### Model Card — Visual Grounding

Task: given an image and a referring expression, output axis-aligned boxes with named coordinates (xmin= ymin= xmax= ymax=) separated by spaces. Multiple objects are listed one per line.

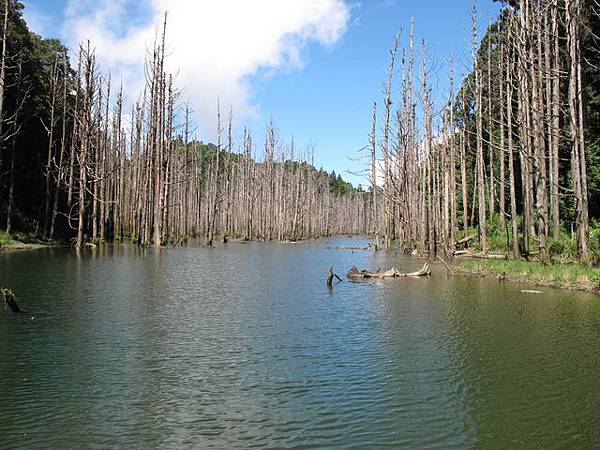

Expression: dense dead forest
xmin=0 ymin=11 xmax=368 ymax=248
xmin=363 ymin=0 xmax=600 ymax=263
xmin=66 ymin=38 xmax=369 ymax=247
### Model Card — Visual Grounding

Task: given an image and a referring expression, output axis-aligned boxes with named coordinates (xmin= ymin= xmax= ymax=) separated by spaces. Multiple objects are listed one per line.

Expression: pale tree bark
xmin=473 ymin=6 xmax=487 ymax=253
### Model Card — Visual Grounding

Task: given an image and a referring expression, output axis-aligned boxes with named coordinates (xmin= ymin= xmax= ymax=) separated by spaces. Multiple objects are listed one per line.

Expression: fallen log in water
xmin=347 ymin=262 xmax=431 ymax=279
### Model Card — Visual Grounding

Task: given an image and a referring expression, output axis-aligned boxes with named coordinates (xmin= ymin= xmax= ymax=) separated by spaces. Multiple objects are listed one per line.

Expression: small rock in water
xmin=521 ymin=289 xmax=542 ymax=295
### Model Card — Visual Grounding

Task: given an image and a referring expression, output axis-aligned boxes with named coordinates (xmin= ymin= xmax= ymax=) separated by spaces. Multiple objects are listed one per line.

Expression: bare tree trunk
xmin=507 ymin=32 xmax=520 ymax=258
xmin=43 ymin=57 xmax=59 ymax=237
xmin=50 ymin=54 xmax=69 ymax=240
xmin=370 ymin=102 xmax=379 ymax=250
xmin=460 ymin=91 xmax=469 ymax=236
xmin=0 ymin=0 xmax=8 ymax=157
xmin=382 ymin=34 xmax=400 ymax=251
xmin=566 ymin=0 xmax=589 ymax=260
xmin=550 ymin=0 xmax=561 ymax=239
xmin=473 ymin=6 xmax=487 ymax=253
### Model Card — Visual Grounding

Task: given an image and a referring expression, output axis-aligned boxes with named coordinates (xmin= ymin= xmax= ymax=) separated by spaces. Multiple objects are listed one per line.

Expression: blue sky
xmin=23 ymin=0 xmax=501 ymax=187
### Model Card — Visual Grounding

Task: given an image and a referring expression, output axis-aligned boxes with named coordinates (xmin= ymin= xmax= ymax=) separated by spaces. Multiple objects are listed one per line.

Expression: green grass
xmin=455 ymin=258 xmax=600 ymax=292
xmin=456 ymin=215 xmax=600 ymax=266
xmin=0 ymin=231 xmax=48 ymax=250
xmin=0 ymin=231 xmax=17 ymax=246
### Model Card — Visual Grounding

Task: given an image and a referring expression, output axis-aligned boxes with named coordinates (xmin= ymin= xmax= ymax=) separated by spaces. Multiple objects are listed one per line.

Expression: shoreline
xmin=0 ymin=232 xmax=65 ymax=252
xmin=0 ymin=242 xmax=57 ymax=252
xmin=452 ymin=258 xmax=600 ymax=294
xmin=3 ymin=233 xmax=600 ymax=296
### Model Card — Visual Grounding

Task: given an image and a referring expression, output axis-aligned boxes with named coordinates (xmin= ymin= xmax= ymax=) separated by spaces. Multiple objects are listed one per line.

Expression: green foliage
xmin=457 ymin=258 xmax=600 ymax=291
xmin=458 ymin=214 xmax=591 ymax=263
xmin=0 ymin=230 xmax=38 ymax=247
xmin=582 ymin=1 xmax=600 ymax=221
xmin=0 ymin=231 xmax=14 ymax=247
xmin=547 ymin=237 xmax=565 ymax=259
xmin=547 ymin=233 xmax=578 ymax=262
xmin=589 ymin=220 xmax=600 ymax=266
xmin=590 ymin=272 xmax=600 ymax=287
xmin=328 ymin=170 xmax=360 ymax=196
xmin=0 ymin=0 xmax=73 ymax=234
xmin=486 ymin=214 xmax=509 ymax=252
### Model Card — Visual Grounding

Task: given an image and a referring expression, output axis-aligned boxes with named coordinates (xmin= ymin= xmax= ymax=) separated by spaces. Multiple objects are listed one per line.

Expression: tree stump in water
xmin=2 ymin=289 xmax=25 ymax=313
xmin=327 ymin=265 xmax=343 ymax=287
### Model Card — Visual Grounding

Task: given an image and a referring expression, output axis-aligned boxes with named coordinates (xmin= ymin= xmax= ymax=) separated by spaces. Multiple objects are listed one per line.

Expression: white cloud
xmin=61 ymin=0 xmax=350 ymax=138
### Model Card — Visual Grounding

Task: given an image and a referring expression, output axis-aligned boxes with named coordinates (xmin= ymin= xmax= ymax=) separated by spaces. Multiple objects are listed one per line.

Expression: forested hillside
xmin=0 ymin=1 xmax=68 ymax=235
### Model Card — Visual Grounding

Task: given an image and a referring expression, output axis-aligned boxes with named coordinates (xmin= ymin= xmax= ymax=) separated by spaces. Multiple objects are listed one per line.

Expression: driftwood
xmin=347 ymin=262 xmax=431 ymax=279
xmin=326 ymin=245 xmax=370 ymax=251
xmin=454 ymin=234 xmax=475 ymax=249
xmin=454 ymin=251 xmax=507 ymax=260
xmin=2 ymin=289 xmax=27 ymax=313
xmin=327 ymin=265 xmax=343 ymax=287
xmin=472 ymin=253 xmax=507 ymax=260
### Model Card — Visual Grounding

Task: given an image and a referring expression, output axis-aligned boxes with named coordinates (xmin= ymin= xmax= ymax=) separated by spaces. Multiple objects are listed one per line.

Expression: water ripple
xmin=1 ymin=241 xmax=600 ymax=449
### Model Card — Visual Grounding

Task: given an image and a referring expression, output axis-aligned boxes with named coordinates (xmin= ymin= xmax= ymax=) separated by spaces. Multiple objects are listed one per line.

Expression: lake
xmin=1 ymin=238 xmax=600 ymax=449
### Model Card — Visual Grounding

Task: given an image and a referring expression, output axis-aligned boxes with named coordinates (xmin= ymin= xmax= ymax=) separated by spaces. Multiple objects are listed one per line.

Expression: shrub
xmin=547 ymin=237 xmax=565 ymax=258
xmin=0 ymin=231 xmax=13 ymax=247
xmin=589 ymin=220 xmax=600 ymax=266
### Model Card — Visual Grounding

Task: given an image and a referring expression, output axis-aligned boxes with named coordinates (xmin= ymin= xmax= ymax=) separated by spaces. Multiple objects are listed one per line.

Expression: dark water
xmin=1 ymin=239 xmax=600 ymax=449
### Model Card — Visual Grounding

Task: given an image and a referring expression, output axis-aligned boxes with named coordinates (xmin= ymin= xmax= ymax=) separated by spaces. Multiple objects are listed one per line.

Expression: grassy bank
xmin=454 ymin=258 xmax=600 ymax=293
xmin=0 ymin=231 xmax=50 ymax=251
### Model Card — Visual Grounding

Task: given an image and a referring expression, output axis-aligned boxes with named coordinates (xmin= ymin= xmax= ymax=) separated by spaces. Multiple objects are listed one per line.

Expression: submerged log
xmin=2 ymin=289 xmax=27 ymax=313
xmin=347 ymin=262 xmax=431 ymax=279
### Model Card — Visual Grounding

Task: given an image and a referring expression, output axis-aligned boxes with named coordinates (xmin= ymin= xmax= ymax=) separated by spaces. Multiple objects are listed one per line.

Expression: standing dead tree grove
xmin=36 ymin=18 xmax=368 ymax=249
xmin=365 ymin=0 xmax=597 ymax=263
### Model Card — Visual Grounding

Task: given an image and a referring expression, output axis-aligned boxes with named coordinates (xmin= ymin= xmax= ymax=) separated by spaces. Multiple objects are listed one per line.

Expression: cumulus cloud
xmin=61 ymin=0 xmax=350 ymax=137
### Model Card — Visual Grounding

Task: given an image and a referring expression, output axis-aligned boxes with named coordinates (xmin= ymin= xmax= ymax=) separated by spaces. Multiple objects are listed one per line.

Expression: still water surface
xmin=1 ymin=239 xmax=600 ymax=449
